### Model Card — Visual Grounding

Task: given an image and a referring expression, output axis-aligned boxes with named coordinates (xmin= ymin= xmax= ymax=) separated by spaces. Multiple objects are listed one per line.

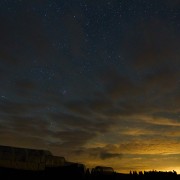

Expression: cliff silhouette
xmin=0 ymin=145 xmax=179 ymax=180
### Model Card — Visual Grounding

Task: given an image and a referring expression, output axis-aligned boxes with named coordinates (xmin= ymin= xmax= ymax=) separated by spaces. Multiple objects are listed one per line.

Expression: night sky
xmin=0 ymin=0 xmax=180 ymax=173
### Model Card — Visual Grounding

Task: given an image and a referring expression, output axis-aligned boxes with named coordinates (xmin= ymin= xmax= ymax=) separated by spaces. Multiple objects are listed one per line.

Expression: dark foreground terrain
xmin=0 ymin=167 xmax=180 ymax=180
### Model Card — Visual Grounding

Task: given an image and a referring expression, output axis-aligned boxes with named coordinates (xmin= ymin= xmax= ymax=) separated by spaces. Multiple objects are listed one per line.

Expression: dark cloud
xmin=0 ymin=99 xmax=48 ymax=115
xmin=100 ymin=70 xmax=136 ymax=99
xmin=121 ymin=19 xmax=180 ymax=70
xmin=0 ymin=9 xmax=54 ymax=67
xmin=0 ymin=108 xmax=115 ymax=154
xmin=144 ymin=68 xmax=179 ymax=92
xmin=72 ymin=145 xmax=123 ymax=160
xmin=48 ymin=111 xmax=115 ymax=135
xmin=0 ymin=49 xmax=19 ymax=65
xmin=64 ymin=100 xmax=92 ymax=115
xmin=0 ymin=115 xmax=50 ymax=149
xmin=0 ymin=114 xmax=50 ymax=136
xmin=60 ymin=65 xmax=179 ymax=137
xmin=163 ymin=0 xmax=180 ymax=8
xmin=0 ymin=130 xmax=47 ymax=150
xmin=99 ymin=152 xmax=122 ymax=160
xmin=15 ymin=81 xmax=37 ymax=90
xmin=50 ymin=130 xmax=95 ymax=148
xmin=14 ymin=79 xmax=38 ymax=96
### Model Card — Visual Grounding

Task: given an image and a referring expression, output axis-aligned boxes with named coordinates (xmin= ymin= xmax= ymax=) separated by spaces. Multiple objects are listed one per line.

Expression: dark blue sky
xmin=0 ymin=0 xmax=179 ymax=173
